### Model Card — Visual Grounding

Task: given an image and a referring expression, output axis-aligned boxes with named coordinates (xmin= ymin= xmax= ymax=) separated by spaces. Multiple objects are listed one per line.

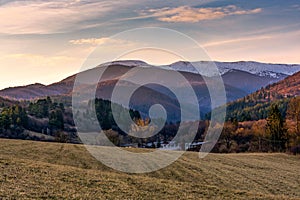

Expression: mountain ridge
xmin=1 ymin=60 xmax=296 ymax=101
xmin=168 ymin=60 xmax=300 ymax=78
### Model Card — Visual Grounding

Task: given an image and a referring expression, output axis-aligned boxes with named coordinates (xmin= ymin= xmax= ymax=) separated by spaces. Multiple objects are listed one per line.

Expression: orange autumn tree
xmin=287 ymin=97 xmax=300 ymax=148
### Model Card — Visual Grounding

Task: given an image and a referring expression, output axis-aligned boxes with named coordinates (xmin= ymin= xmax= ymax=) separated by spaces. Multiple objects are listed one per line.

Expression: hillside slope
xmin=0 ymin=96 xmax=20 ymax=107
xmin=239 ymin=70 xmax=300 ymax=103
xmin=0 ymin=139 xmax=299 ymax=199
xmin=261 ymin=71 xmax=300 ymax=99
xmin=212 ymin=70 xmax=300 ymax=122
xmin=222 ymin=69 xmax=280 ymax=93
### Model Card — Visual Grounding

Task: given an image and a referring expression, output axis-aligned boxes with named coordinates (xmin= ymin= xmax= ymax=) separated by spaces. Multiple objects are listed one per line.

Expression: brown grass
xmin=0 ymin=139 xmax=299 ymax=199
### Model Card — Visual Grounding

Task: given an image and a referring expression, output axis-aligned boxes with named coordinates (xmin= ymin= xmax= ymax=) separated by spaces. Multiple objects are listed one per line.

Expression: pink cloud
xmin=141 ymin=5 xmax=262 ymax=23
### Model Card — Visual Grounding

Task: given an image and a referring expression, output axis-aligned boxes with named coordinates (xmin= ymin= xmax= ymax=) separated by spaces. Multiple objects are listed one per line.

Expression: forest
xmin=0 ymin=96 xmax=299 ymax=154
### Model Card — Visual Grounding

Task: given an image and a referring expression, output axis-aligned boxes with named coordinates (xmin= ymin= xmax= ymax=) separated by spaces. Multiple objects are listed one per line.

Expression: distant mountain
xmin=168 ymin=61 xmax=300 ymax=79
xmin=70 ymin=64 xmax=246 ymax=121
xmin=0 ymin=96 xmax=20 ymax=107
xmin=0 ymin=83 xmax=70 ymax=100
xmin=0 ymin=60 xmax=292 ymax=100
xmin=221 ymin=69 xmax=282 ymax=93
xmin=0 ymin=60 xmax=298 ymax=121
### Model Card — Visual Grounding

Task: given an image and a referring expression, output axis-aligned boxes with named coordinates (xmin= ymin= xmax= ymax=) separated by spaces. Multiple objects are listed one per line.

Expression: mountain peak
xmin=101 ymin=60 xmax=150 ymax=67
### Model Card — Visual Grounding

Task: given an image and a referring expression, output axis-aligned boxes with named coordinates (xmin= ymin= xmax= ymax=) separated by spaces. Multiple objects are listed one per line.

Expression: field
xmin=0 ymin=139 xmax=299 ymax=199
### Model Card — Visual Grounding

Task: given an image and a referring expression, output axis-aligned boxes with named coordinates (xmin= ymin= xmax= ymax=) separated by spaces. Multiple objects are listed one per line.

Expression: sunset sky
xmin=0 ymin=0 xmax=300 ymax=89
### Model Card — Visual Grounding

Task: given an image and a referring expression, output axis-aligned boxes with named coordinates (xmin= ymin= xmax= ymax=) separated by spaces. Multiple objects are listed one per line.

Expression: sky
xmin=0 ymin=0 xmax=300 ymax=89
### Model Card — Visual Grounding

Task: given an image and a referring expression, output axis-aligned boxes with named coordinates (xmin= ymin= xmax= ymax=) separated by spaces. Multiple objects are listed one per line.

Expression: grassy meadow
xmin=0 ymin=139 xmax=299 ymax=199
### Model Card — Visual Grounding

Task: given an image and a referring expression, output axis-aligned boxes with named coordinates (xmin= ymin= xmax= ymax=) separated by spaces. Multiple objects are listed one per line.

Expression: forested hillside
xmin=208 ymin=71 xmax=300 ymax=154
xmin=211 ymin=71 xmax=300 ymax=122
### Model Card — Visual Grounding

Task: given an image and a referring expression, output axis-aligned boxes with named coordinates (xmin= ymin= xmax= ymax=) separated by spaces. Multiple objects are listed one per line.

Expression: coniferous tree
xmin=49 ymin=109 xmax=64 ymax=130
xmin=266 ymin=104 xmax=287 ymax=152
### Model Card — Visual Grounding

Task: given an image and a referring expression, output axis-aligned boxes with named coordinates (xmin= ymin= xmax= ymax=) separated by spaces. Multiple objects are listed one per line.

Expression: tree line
xmin=0 ymin=97 xmax=66 ymax=141
xmin=0 ymin=95 xmax=299 ymax=154
xmin=213 ymin=97 xmax=300 ymax=154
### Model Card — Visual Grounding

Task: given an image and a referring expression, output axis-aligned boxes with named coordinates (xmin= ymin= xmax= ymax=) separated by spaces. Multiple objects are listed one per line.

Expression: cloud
xmin=140 ymin=5 xmax=262 ymax=23
xmin=203 ymin=29 xmax=300 ymax=48
xmin=0 ymin=2 xmax=263 ymax=34
xmin=291 ymin=4 xmax=300 ymax=11
xmin=69 ymin=38 xmax=112 ymax=45
xmin=0 ymin=0 xmax=125 ymax=34
xmin=69 ymin=37 xmax=139 ymax=47
xmin=203 ymin=35 xmax=272 ymax=48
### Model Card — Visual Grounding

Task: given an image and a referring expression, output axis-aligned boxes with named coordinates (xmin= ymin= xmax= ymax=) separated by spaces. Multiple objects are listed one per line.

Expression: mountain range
xmin=1 ymin=60 xmax=300 ymax=121
xmin=2 ymin=60 xmax=298 ymax=99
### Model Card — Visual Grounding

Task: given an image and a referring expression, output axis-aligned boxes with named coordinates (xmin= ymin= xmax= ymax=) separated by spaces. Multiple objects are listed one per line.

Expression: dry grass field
xmin=0 ymin=139 xmax=299 ymax=199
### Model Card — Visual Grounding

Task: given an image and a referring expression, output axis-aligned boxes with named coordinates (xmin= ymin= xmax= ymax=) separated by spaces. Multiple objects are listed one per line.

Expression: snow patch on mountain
xmin=101 ymin=60 xmax=300 ymax=78
xmin=257 ymin=71 xmax=285 ymax=78
xmin=215 ymin=61 xmax=300 ymax=77
xmin=168 ymin=61 xmax=300 ymax=78
xmin=166 ymin=61 xmax=223 ymax=77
